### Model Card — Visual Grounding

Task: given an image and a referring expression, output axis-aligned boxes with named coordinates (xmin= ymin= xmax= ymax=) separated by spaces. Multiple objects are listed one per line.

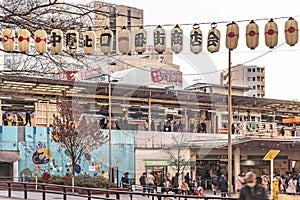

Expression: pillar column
xmin=13 ymin=160 xmax=18 ymax=182
xmin=234 ymin=146 xmax=241 ymax=192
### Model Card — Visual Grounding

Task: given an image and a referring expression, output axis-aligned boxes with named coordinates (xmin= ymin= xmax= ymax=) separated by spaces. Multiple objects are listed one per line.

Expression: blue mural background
xmin=0 ymin=126 xmax=135 ymax=184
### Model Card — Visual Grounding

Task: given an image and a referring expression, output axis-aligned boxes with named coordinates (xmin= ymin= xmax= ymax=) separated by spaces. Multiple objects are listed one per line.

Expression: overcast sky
xmin=73 ymin=0 xmax=300 ymax=101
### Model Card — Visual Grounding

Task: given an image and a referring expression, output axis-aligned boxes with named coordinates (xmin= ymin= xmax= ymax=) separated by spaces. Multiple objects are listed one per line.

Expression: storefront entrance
xmin=0 ymin=162 xmax=13 ymax=180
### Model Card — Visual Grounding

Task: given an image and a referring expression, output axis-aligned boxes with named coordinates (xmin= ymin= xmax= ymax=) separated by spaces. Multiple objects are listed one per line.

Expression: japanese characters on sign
xmin=207 ymin=22 xmax=221 ymax=53
xmin=151 ymin=68 xmax=182 ymax=86
xmin=100 ymin=27 xmax=113 ymax=55
xmin=83 ymin=27 xmax=96 ymax=54
xmin=134 ymin=26 xmax=147 ymax=54
xmin=66 ymin=29 xmax=79 ymax=54
xmin=190 ymin=23 xmax=202 ymax=54
xmin=50 ymin=29 xmax=63 ymax=54
xmin=171 ymin=24 xmax=183 ymax=54
xmin=154 ymin=25 xmax=166 ymax=54
xmin=1 ymin=18 xmax=299 ymax=55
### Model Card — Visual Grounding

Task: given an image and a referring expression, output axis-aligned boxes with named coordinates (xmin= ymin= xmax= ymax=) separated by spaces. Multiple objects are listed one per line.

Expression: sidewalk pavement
xmin=0 ymin=189 xmax=299 ymax=200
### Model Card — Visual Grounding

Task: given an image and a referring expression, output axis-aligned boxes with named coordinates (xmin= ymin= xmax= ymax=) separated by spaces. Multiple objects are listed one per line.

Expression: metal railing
xmin=0 ymin=181 xmax=239 ymax=200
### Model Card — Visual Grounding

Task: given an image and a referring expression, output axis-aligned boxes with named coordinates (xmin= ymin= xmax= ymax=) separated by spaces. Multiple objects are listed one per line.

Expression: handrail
xmin=0 ymin=181 xmax=239 ymax=200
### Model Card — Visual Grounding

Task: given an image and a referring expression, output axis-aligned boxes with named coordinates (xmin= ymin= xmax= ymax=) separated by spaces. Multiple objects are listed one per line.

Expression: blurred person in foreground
xmin=239 ymin=171 xmax=268 ymax=200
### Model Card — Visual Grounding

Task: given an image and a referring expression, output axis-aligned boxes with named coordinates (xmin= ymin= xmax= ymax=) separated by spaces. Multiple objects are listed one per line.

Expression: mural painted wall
xmin=0 ymin=126 xmax=135 ymax=184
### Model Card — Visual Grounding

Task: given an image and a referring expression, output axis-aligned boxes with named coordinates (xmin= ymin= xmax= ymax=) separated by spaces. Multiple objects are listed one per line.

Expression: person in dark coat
xmin=219 ymin=174 xmax=228 ymax=197
xmin=172 ymin=173 xmax=179 ymax=194
xmin=24 ymin=110 xmax=31 ymax=126
xmin=239 ymin=171 xmax=268 ymax=200
xmin=139 ymin=172 xmax=147 ymax=193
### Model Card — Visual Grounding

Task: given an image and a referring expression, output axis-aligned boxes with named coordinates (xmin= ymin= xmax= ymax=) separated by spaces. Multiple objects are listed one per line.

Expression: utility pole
xmin=228 ymin=49 xmax=233 ymax=195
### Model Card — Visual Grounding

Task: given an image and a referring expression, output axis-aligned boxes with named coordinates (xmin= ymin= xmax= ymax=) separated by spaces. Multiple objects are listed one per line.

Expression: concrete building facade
xmin=221 ymin=64 xmax=265 ymax=98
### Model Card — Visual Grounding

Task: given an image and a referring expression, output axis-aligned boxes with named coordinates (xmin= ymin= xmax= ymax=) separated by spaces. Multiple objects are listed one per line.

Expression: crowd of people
xmin=121 ymin=170 xmax=300 ymax=199
xmin=135 ymin=171 xmax=205 ymax=197
xmin=2 ymin=110 xmax=32 ymax=126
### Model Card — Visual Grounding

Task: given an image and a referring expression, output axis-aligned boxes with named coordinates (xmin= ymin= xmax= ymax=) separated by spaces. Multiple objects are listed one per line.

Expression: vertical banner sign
xmin=18 ymin=29 xmax=30 ymax=53
xmin=207 ymin=22 xmax=221 ymax=53
xmin=50 ymin=29 xmax=63 ymax=54
xmin=100 ymin=27 xmax=113 ymax=55
xmin=154 ymin=25 xmax=166 ymax=54
xmin=83 ymin=27 xmax=96 ymax=54
xmin=190 ymin=24 xmax=202 ymax=54
xmin=134 ymin=26 xmax=147 ymax=54
xmin=66 ymin=29 xmax=79 ymax=54
xmin=34 ymin=29 xmax=47 ymax=54
xmin=2 ymin=29 xmax=15 ymax=52
xmin=246 ymin=20 xmax=259 ymax=50
xmin=171 ymin=24 xmax=183 ymax=54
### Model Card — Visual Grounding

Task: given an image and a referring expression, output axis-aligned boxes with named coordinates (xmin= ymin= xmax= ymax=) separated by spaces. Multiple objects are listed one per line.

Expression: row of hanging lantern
xmin=1 ymin=17 xmax=299 ymax=55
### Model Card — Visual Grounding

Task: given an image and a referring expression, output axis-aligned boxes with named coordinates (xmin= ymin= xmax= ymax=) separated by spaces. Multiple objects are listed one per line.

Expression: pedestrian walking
xmin=211 ymin=174 xmax=218 ymax=195
xmin=239 ymin=171 xmax=268 ymax=200
xmin=219 ymin=174 xmax=228 ymax=197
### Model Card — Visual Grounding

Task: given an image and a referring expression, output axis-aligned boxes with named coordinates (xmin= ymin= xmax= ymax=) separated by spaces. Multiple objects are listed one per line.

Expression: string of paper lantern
xmin=1 ymin=18 xmax=298 ymax=55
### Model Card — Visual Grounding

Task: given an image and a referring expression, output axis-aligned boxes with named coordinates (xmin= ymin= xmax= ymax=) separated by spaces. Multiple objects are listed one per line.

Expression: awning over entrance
xmin=0 ymin=151 xmax=20 ymax=162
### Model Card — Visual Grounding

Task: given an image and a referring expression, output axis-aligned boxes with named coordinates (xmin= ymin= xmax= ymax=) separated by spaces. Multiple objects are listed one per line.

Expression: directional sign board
xmin=263 ymin=150 xmax=280 ymax=161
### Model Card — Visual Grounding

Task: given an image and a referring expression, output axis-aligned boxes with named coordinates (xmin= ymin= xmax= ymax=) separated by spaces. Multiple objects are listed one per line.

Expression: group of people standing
xmin=2 ymin=110 xmax=31 ymax=126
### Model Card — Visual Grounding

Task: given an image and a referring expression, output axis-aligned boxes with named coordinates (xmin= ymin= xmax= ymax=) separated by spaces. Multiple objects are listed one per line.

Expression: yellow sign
xmin=263 ymin=150 xmax=280 ymax=161
xmin=273 ymin=179 xmax=279 ymax=200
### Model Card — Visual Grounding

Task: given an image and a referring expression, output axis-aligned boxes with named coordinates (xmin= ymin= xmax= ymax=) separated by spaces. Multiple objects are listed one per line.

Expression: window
xmin=257 ymin=68 xmax=261 ymax=73
xmin=253 ymin=86 xmax=256 ymax=89
xmin=252 ymin=68 xmax=255 ymax=72
xmin=247 ymin=77 xmax=252 ymax=81
xmin=252 ymin=77 xmax=255 ymax=81
xmin=247 ymin=68 xmax=251 ymax=72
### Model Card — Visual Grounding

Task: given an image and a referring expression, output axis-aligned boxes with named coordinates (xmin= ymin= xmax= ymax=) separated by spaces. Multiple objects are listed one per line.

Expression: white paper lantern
xmin=246 ymin=20 xmax=259 ymax=50
xmin=2 ymin=28 xmax=15 ymax=52
xmin=66 ymin=29 xmax=79 ymax=54
xmin=154 ymin=25 xmax=166 ymax=54
xmin=18 ymin=29 xmax=30 ymax=53
xmin=34 ymin=29 xmax=47 ymax=54
xmin=226 ymin=21 xmax=239 ymax=50
xmin=285 ymin=17 xmax=298 ymax=46
xmin=100 ymin=27 xmax=113 ymax=55
xmin=190 ymin=24 xmax=202 ymax=54
xmin=50 ymin=29 xmax=63 ymax=54
xmin=134 ymin=26 xmax=147 ymax=54
xmin=265 ymin=18 xmax=278 ymax=49
xmin=83 ymin=27 xmax=96 ymax=54
xmin=207 ymin=23 xmax=221 ymax=53
xmin=171 ymin=24 xmax=183 ymax=54
xmin=118 ymin=26 xmax=131 ymax=55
